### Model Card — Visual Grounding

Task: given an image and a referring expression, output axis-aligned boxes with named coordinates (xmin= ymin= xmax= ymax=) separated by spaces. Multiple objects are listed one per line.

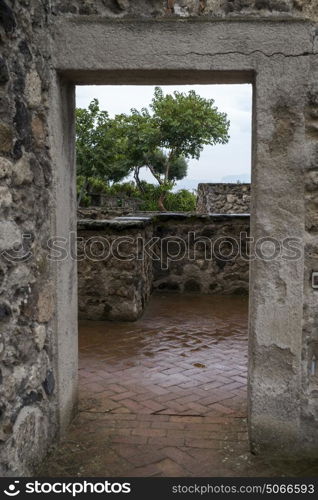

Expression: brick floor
xmin=40 ymin=294 xmax=318 ymax=477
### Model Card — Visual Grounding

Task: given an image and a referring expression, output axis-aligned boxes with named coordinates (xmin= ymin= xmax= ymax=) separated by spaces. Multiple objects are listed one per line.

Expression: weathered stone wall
xmin=87 ymin=193 xmax=142 ymax=212
xmin=197 ymin=183 xmax=251 ymax=214
xmin=0 ymin=1 xmax=58 ymax=476
xmin=77 ymin=214 xmax=250 ymax=321
xmin=152 ymin=214 xmax=250 ymax=294
xmin=52 ymin=0 xmax=318 ymax=20
xmin=77 ymin=218 xmax=153 ymax=321
xmin=78 ymin=206 xmax=133 ymax=220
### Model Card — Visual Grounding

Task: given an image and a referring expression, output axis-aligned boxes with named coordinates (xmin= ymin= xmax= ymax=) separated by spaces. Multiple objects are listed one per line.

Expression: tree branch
xmin=148 ymin=164 xmax=163 ymax=185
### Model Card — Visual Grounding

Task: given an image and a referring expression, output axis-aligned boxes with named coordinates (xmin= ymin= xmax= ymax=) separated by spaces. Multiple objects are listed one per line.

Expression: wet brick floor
xmin=40 ymin=294 xmax=318 ymax=477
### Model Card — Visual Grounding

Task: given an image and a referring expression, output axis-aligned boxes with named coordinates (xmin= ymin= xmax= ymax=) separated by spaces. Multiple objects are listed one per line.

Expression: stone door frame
xmin=49 ymin=17 xmax=315 ymax=455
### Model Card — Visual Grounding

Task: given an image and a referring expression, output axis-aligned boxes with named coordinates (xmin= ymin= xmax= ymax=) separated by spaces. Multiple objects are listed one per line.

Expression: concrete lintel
xmin=52 ymin=19 xmax=314 ymax=84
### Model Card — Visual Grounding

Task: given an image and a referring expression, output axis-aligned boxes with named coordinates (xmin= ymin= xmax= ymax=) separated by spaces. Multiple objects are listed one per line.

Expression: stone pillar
xmin=48 ymin=77 xmax=78 ymax=435
xmin=299 ymin=51 xmax=318 ymax=452
xmin=0 ymin=1 xmax=59 ymax=475
xmin=248 ymin=54 xmax=310 ymax=455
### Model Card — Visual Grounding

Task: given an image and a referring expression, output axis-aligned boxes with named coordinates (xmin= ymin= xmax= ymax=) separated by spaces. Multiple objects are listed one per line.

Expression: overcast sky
xmin=76 ymin=84 xmax=252 ymax=190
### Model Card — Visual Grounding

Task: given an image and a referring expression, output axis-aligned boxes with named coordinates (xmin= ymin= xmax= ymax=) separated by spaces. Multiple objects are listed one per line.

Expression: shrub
xmin=77 ymin=177 xmax=196 ymax=212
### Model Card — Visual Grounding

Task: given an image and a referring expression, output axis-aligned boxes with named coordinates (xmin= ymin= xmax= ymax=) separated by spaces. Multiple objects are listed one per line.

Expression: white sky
xmin=76 ymin=84 xmax=252 ymax=190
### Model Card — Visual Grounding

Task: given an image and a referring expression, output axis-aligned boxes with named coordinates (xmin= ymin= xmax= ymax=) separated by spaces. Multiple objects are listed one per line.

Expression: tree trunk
xmin=134 ymin=167 xmax=144 ymax=193
xmin=77 ymin=177 xmax=88 ymax=207
xmin=158 ymin=192 xmax=167 ymax=212
xmin=165 ymin=149 xmax=175 ymax=183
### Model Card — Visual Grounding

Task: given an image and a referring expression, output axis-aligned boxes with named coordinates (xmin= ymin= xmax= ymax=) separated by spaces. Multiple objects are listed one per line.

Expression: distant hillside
xmin=175 ymin=174 xmax=251 ymax=191
xmin=221 ymin=173 xmax=251 ymax=183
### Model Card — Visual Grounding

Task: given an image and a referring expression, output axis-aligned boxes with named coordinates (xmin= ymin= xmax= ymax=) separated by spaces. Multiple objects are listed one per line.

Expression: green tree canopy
xmin=76 ymin=88 xmax=230 ymax=209
xmin=76 ymin=99 xmax=130 ymax=182
xmin=150 ymin=87 xmax=230 ymax=160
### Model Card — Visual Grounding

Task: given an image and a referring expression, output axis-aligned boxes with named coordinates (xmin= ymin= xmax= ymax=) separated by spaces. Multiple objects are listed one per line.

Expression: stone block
xmin=25 ymin=70 xmax=42 ymax=107
xmin=36 ymin=285 xmax=55 ymax=323
xmin=0 ymin=157 xmax=12 ymax=179
xmin=0 ymin=123 xmax=13 ymax=153
xmin=0 ymin=186 xmax=12 ymax=207
xmin=12 ymin=155 xmax=34 ymax=185
xmin=0 ymin=222 xmax=21 ymax=251
xmin=33 ymin=324 xmax=46 ymax=351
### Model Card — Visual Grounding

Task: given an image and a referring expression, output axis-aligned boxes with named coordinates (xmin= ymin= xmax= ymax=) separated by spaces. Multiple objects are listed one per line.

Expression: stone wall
xmin=78 ymin=206 xmax=133 ymax=220
xmin=87 ymin=193 xmax=142 ymax=212
xmin=0 ymin=1 xmax=58 ymax=476
xmin=52 ymin=0 xmax=318 ymax=20
xmin=78 ymin=218 xmax=153 ymax=321
xmin=197 ymin=183 xmax=251 ymax=214
xmin=152 ymin=214 xmax=250 ymax=294
xmin=77 ymin=214 xmax=250 ymax=321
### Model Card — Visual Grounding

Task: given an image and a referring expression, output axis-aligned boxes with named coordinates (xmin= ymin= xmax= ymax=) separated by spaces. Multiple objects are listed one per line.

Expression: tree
xmin=112 ymin=87 xmax=230 ymax=210
xmin=76 ymin=88 xmax=230 ymax=210
xmin=76 ymin=99 xmax=130 ymax=205
xmin=134 ymin=150 xmax=188 ymax=195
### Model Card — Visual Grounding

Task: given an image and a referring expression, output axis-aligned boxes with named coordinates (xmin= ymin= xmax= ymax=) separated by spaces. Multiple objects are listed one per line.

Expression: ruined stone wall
xmin=77 ymin=218 xmax=153 ymax=321
xmin=0 ymin=1 xmax=57 ymax=476
xmin=77 ymin=214 xmax=250 ymax=321
xmin=197 ymin=183 xmax=251 ymax=214
xmin=152 ymin=214 xmax=250 ymax=294
xmin=78 ymin=206 xmax=133 ymax=220
xmin=87 ymin=193 xmax=142 ymax=212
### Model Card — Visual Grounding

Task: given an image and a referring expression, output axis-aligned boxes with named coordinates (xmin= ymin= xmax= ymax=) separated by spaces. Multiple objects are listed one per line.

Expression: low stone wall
xmin=151 ymin=214 xmax=250 ymax=295
xmin=77 ymin=218 xmax=153 ymax=321
xmin=77 ymin=206 xmax=134 ymax=220
xmin=87 ymin=193 xmax=142 ymax=212
xmin=197 ymin=183 xmax=251 ymax=214
xmin=77 ymin=213 xmax=250 ymax=321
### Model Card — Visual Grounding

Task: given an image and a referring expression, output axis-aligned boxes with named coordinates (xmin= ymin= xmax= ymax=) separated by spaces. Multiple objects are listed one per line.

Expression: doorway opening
xmin=43 ymin=81 xmax=257 ymax=476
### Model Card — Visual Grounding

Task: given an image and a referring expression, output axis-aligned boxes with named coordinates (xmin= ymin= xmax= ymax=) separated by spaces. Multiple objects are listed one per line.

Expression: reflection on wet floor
xmin=78 ymin=294 xmax=248 ymax=419
xmin=40 ymin=294 xmax=318 ymax=477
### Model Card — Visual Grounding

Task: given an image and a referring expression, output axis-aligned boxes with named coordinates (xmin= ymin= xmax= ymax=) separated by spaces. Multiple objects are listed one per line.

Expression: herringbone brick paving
xmin=41 ymin=295 xmax=318 ymax=477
